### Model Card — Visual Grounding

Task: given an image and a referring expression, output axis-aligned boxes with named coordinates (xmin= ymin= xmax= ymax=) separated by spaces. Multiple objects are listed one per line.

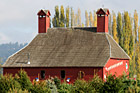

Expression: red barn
xmin=2 ymin=8 xmax=130 ymax=82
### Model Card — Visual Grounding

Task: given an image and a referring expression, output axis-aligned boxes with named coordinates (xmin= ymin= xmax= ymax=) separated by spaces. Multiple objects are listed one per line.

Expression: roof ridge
xmin=107 ymin=34 xmax=130 ymax=59
xmin=105 ymin=33 xmax=111 ymax=57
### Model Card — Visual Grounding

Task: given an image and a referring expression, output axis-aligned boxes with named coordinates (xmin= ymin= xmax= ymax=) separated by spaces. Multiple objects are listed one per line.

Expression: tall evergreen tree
xmin=52 ymin=6 xmax=59 ymax=27
xmin=60 ymin=5 xmax=65 ymax=27
xmin=112 ymin=12 xmax=119 ymax=43
xmin=85 ymin=10 xmax=89 ymax=27
xmin=93 ymin=10 xmax=97 ymax=27
xmin=66 ymin=6 xmax=70 ymax=27
xmin=89 ymin=12 xmax=94 ymax=26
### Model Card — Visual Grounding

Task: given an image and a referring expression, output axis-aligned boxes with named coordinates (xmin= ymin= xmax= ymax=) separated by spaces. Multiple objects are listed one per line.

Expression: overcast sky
xmin=0 ymin=0 xmax=140 ymax=44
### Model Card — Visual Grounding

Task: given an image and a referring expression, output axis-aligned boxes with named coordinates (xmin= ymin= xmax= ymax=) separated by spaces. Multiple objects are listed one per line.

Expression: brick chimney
xmin=37 ymin=10 xmax=51 ymax=33
xmin=96 ymin=8 xmax=110 ymax=33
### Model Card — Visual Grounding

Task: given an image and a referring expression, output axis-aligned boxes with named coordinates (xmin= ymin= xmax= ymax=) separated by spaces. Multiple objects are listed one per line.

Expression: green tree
xmin=134 ymin=10 xmax=138 ymax=43
xmin=123 ymin=11 xmax=131 ymax=54
xmin=52 ymin=6 xmax=59 ymax=27
xmin=85 ymin=10 xmax=89 ymax=27
xmin=74 ymin=14 xmax=78 ymax=26
xmin=102 ymin=75 xmax=124 ymax=93
xmin=112 ymin=12 xmax=119 ymax=43
xmin=137 ymin=26 xmax=140 ymax=79
xmin=30 ymin=81 xmax=51 ymax=93
xmin=93 ymin=10 xmax=97 ymax=27
xmin=15 ymin=69 xmax=32 ymax=91
xmin=0 ymin=74 xmax=21 ymax=93
xmin=77 ymin=8 xmax=81 ymax=27
xmin=89 ymin=75 xmax=103 ymax=92
xmin=71 ymin=79 xmax=92 ymax=93
xmin=71 ymin=8 xmax=74 ymax=27
xmin=58 ymin=82 xmax=73 ymax=93
xmin=108 ymin=14 xmax=112 ymax=36
xmin=122 ymin=11 xmax=134 ymax=77
xmin=66 ymin=6 xmax=70 ymax=27
xmin=117 ymin=12 xmax=123 ymax=47
xmin=89 ymin=12 xmax=94 ymax=26
xmin=60 ymin=5 xmax=65 ymax=27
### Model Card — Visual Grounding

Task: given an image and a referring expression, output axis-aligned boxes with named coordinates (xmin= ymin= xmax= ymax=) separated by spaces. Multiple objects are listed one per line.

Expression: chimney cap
xmin=37 ymin=9 xmax=51 ymax=16
xmin=96 ymin=8 xmax=110 ymax=15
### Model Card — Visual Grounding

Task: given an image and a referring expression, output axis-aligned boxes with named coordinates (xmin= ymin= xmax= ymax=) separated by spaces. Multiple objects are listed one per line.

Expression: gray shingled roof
xmin=96 ymin=8 xmax=109 ymax=14
xmin=3 ymin=28 xmax=130 ymax=67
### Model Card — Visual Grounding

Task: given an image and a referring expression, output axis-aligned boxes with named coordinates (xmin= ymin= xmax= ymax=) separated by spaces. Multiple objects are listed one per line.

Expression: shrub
xmin=8 ymin=88 xmax=29 ymax=93
xmin=53 ymin=76 xmax=61 ymax=89
xmin=71 ymin=79 xmax=92 ymax=93
xmin=102 ymin=74 xmax=124 ymax=93
xmin=29 ymin=80 xmax=51 ymax=93
xmin=58 ymin=82 xmax=73 ymax=93
xmin=15 ymin=69 xmax=32 ymax=90
xmin=0 ymin=74 xmax=21 ymax=93
xmin=89 ymin=75 xmax=104 ymax=92
xmin=46 ymin=77 xmax=58 ymax=93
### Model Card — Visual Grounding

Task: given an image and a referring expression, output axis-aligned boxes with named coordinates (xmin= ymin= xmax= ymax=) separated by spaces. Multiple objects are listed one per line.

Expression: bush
xmin=89 ymin=75 xmax=104 ymax=92
xmin=53 ymin=76 xmax=61 ymax=89
xmin=71 ymin=79 xmax=92 ymax=93
xmin=102 ymin=74 xmax=124 ymax=93
xmin=8 ymin=88 xmax=29 ymax=93
xmin=29 ymin=80 xmax=51 ymax=93
xmin=15 ymin=69 xmax=32 ymax=90
xmin=58 ymin=82 xmax=73 ymax=93
xmin=46 ymin=77 xmax=58 ymax=93
xmin=0 ymin=74 xmax=21 ymax=93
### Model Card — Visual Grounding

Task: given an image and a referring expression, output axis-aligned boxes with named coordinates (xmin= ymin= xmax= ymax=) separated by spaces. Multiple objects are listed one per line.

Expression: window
xmin=78 ymin=71 xmax=85 ymax=79
xmin=61 ymin=70 xmax=65 ymax=79
xmin=41 ymin=70 xmax=45 ymax=79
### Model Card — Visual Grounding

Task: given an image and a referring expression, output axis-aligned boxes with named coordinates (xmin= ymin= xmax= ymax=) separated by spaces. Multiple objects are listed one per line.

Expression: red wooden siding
xmin=3 ymin=67 xmax=103 ymax=83
xmin=103 ymin=58 xmax=129 ymax=80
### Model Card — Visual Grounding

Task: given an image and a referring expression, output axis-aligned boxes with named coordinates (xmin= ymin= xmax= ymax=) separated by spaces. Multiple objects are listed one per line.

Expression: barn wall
xmin=103 ymin=58 xmax=129 ymax=80
xmin=3 ymin=67 xmax=103 ymax=83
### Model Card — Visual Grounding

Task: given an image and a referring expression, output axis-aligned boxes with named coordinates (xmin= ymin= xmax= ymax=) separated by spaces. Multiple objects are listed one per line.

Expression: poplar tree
xmin=66 ymin=6 xmax=70 ymax=27
xmin=117 ymin=12 xmax=123 ymax=47
xmin=123 ymin=11 xmax=131 ymax=54
xmin=77 ymin=8 xmax=81 ymax=27
xmin=134 ymin=10 xmax=139 ymax=78
xmin=112 ymin=12 xmax=119 ymax=43
xmin=93 ymin=10 xmax=97 ymax=27
xmin=137 ymin=26 xmax=140 ymax=79
xmin=89 ymin=12 xmax=94 ymax=26
xmin=60 ymin=5 xmax=65 ymax=27
xmin=71 ymin=8 xmax=74 ymax=27
xmin=122 ymin=11 xmax=134 ymax=77
xmin=74 ymin=14 xmax=78 ymax=26
xmin=85 ymin=10 xmax=89 ymax=27
xmin=52 ymin=6 xmax=59 ymax=27
xmin=108 ymin=15 xmax=112 ymax=36
xmin=134 ymin=10 xmax=138 ymax=43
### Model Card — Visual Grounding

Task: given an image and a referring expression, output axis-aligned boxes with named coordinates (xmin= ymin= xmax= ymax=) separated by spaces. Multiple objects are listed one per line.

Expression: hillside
xmin=0 ymin=42 xmax=27 ymax=64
